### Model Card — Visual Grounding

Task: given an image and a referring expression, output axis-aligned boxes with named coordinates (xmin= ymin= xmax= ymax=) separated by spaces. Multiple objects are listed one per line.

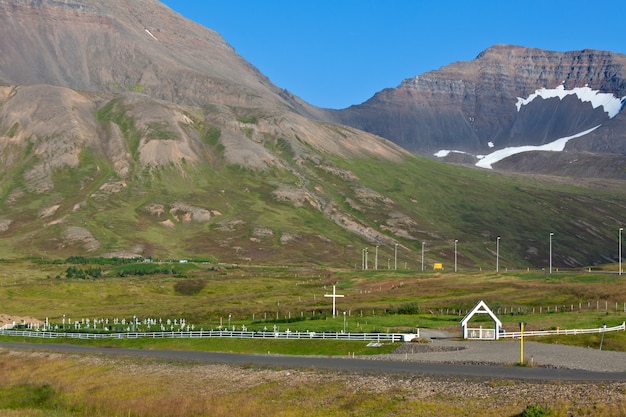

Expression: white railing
xmin=499 ymin=322 xmax=625 ymax=339
xmin=0 ymin=329 xmax=408 ymax=342
xmin=466 ymin=328 xmax=496 ymax=340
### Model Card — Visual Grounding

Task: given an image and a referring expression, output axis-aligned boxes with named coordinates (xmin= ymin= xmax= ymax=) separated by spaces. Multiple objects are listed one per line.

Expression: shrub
xmin=519 ymin=403 xmax=551 ymax=417
xmin=174 ymin=279 xmax=207 ymax=295
xmin=389 ymin=302 xmax=420 ymax=315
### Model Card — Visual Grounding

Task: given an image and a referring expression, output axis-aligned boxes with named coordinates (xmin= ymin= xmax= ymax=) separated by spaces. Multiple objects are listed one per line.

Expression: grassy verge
xmin=0 ymin=335 xmax=399 ymax=356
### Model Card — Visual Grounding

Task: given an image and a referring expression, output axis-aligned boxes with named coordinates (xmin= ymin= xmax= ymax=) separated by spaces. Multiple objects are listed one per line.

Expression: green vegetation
xmin=145 ymin=121 xmax=177 ymax=139
xmin=1 ymin=260 xmax=625 ymax=416
xmin=173 ymin=278 xmax=207 ymax=295
xmin=110 ymin=261 xmax=198 ymax=277
xmin=202 ymin=124 xmax=221 ymax=145
xmin=64 ymin=266 xmax=102 ymax=279
xmin=0 ymin=383 xmax=60 ymax=411
xmin=1 ymin=261 xmax=625 ymax=350
xmin=95 ymin=98 xmax=141 ymax=160
xmin=0 ymin=335 xmax=398 ymax=356
xmin=6 ymin=122 xmax=19 ymax=138
xmin=111 ymin=83 xmax=144 ymax=93
xmin=1 ymin=104 xmax=625 ymax=268
xmin=520 ymin=403 xmax=552 ymax=417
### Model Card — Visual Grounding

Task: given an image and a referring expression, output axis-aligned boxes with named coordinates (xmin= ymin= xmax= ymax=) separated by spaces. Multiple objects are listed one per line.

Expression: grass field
xmin=1 ymin=260 xmax=625 ymax=344
xmin=1 ymin=259 xmax=626 ymax=416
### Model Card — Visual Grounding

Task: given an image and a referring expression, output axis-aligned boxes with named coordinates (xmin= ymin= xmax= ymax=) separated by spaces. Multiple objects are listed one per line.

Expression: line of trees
xmin=65 ymin=266 xmax=102 ymax=279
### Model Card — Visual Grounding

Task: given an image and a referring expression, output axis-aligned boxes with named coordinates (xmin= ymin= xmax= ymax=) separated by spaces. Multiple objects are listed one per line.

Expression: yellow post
xmin=519 ymin=322 xmax=524 ymax=365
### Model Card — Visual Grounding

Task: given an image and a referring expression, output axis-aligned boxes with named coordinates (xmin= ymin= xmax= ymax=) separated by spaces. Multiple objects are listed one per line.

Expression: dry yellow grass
xmin=1 ymin=349 xmax=625 ymax=417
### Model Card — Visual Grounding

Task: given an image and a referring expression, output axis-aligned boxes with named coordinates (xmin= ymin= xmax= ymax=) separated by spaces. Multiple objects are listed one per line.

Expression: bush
xmin=388 ymin=302 xmax=420 ymax=315
xmin=519 ymin=403 xmax=551 ymax=417
xmin=65 ymin=266 xmax=101 ymax=279
xmin=174 ymin=279 xmax=207 ymax=295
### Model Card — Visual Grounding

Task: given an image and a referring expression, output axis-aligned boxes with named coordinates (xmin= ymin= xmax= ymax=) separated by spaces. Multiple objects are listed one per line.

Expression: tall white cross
xmin=324 ymin=285 xmax=344 ymax=318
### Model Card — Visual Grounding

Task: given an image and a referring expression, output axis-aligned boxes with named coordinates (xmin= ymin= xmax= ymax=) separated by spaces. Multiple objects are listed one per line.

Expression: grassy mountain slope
xmin=0 ymin=2 xmax=624 ymax=269
xmin=0 ymin=85 xmax=624 ymax=269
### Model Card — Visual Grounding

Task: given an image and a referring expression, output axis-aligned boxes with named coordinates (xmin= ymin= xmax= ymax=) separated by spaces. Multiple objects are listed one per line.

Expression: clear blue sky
xmin=161 ymin=0 xmax=626 ymax=109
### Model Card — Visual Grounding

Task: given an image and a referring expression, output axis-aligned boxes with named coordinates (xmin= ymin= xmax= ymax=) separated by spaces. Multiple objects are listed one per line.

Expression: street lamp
xmin=496 ymin=236 xmax=501 ymax=272
xmin=361 ymin=248 xmax=364 ymax=270
xmin=375 ymin=245 xmax=379 ymax=270
xmin=365 ymin=248 xmax=368 ymax=269
xmin=549 ymin=233 xmax=554 ymax=274
xmin=619 ymin=227 xmax=624 ymax=275
xmin=421 ymin=241 xmax=425 ymax=272
xmin=343 ymin=311 xmax=346 ymax=333
xmin=454 ymin=240 xmax=458 ymax=272
xmin=394 ymin=243 xmax=398 ymax=270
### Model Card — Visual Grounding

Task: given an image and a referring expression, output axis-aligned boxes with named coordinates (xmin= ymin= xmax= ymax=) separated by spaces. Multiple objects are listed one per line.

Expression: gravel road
xmin=379 ymin=330 xmax=626 ymax=373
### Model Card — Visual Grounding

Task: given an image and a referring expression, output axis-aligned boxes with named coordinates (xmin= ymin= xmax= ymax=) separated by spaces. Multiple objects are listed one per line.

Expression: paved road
xmin=2 ymin=341 xmax=625 ymax=382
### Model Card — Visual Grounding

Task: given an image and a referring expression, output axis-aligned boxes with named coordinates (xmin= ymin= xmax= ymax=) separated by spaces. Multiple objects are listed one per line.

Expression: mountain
xmin=0 ymin=0 xmax=291 ymax=109
xmin=318 ymin=45 xmax=626 ymax=178
xmin=0 ymin=1 xmax=624 ymax=269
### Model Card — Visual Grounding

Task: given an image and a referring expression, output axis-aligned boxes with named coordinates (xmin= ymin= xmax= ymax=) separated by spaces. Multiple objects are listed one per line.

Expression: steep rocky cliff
xmin=320 ymin=45 xmax=626 ymax=178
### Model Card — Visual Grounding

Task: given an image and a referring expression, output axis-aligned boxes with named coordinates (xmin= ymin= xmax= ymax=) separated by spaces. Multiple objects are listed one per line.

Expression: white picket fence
xmin=499 ymin=322 xmax=625 ymax=339
xmin=0 ymin=328 xmax=410 ymax=342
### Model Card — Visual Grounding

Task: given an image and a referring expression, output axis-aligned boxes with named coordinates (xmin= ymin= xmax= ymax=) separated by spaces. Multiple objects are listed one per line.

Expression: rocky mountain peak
xmin=320 ymin=44 xmax=626 ymax=178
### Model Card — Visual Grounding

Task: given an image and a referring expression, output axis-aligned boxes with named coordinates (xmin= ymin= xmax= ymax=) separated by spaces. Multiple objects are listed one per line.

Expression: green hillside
xmin=0 ymin=91 xmax=623 ymax=269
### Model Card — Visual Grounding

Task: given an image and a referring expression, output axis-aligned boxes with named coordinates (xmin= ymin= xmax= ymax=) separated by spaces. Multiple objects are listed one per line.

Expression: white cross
xmin=324 ymin=285 xmax=344 ymax=318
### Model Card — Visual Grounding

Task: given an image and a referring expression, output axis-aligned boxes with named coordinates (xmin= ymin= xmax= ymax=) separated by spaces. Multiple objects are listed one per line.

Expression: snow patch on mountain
xmin=516 ymin=84 xmax=624 ymax=118
xmin=433 ymin=150 xmax=471 ymax=158
xmin=474 ymin=125 xmax=601 ymax=169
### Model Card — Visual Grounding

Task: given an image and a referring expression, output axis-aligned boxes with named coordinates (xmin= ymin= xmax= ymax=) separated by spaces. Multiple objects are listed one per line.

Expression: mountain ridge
xmin=0 ymin=1 xmax=624 ymax=268
xmin=317 ymin=44 xmax=626 ymax=178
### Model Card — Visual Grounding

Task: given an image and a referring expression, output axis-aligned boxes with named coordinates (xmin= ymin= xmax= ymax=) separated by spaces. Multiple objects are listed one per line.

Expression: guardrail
xmin=499 ymin=322 xmax=625 ymax=339
xmin=0 ymin=329 xmax=408 ymax=342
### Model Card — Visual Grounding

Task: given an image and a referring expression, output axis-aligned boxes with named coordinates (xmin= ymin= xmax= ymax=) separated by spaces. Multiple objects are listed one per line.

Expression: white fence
xmin=465 ymin=328 xmax=496 ymax=340
xmin=0 ymin=329 xmax=409 ymax=342
xmin=499 ymin=322 xmax=625 ymax=339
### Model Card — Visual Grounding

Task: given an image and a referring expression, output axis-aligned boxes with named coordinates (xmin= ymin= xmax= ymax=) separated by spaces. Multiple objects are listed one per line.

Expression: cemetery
xmin=1 ymin=260 xmax=626 ymax=417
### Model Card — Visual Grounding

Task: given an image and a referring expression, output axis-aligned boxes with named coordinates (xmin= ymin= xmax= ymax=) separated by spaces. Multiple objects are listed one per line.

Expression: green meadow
xmin=1 ymin=259 xmax=626 ymax=416
xmin=1 ymin=259 xmax=625 ymax=351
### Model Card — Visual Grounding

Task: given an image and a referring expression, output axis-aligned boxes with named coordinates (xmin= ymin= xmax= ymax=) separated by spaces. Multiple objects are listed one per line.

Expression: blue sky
xmin=161 ymin=1 xmax=626 ymax=109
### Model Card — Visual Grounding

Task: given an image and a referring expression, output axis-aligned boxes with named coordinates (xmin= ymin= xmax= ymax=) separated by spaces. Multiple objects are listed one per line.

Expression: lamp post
xmin=454 ymin=240 xmax=458 ymax=272
xmin=343 ymin=311 xmax=346 ymax=333
xmin=421 ymin=241 xmax=425 ymax=272
xmin=618 ymin=227 xmax=624 ymax=275
xmin=394 ymin=244 xmax=398 ymax=270
xmin=361 ymin=248 xmax=364 ymax=270
xmin=549 ymin=233 xmax=554 ymax=274
xmin=365 ymin=248 xmax=368 ymax=269
xmin=496 ymin=236 xmax=500 ymax=272
xmin=375 ymin=245 xmax=379 ymax=270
